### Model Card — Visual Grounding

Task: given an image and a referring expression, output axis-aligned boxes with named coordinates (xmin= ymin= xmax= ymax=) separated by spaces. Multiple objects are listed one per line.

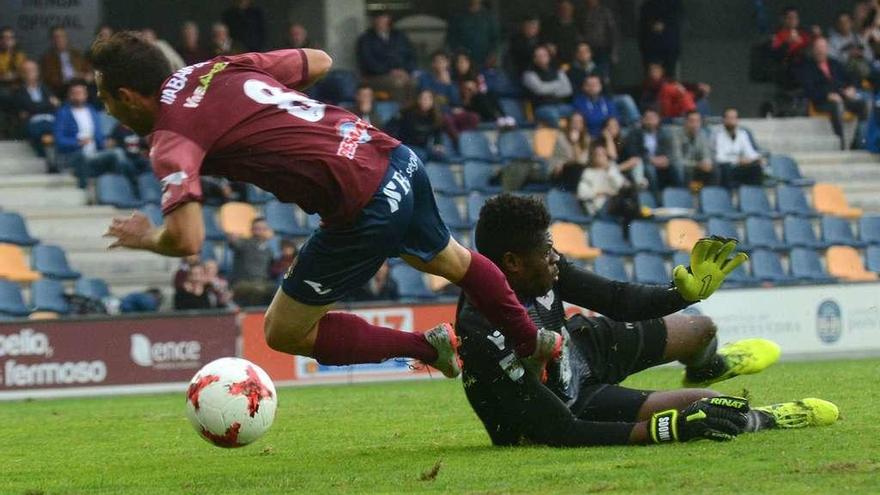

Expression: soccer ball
xmin=185 ymin=357 xmax=277 ymax=448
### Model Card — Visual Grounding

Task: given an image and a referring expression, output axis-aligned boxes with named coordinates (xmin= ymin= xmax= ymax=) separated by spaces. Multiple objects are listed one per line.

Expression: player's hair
xmin=90 ymin=31 xmax=172 ymax=98
xmin=475 ymin=194 xmax=551 ymax=265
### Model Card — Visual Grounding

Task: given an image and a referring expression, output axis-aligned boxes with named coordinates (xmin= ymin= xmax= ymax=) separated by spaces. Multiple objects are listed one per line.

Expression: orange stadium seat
xmin=826 ymin=246 xmax=879 ymax=281
xmin=0 ymin=244 xmax=41 ymax=283
xmin=812 ymin=183 xmax=863 ymax=219
xmin=219 ymin=202 xmax=258 ymax=238
xmin=532 ymin=128 xmax=558 ymax=159
xmin=666 ymin=219 xmax=706 ymax=252
xmin=29 ymin=311 xmax=60 ymax=320
xmin=551 ymin=222 xmax=601 ymax=260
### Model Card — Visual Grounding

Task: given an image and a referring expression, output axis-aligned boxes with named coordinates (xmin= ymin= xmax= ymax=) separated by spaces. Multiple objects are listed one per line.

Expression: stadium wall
xmin=2 ymin=283 xmax=879 ymax=400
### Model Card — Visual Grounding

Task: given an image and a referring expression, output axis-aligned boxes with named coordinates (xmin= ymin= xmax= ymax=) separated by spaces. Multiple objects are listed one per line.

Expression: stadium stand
xmin=497 ymin=130 xmax=535 ymax=161
xmin=666 ymin=219 xmax=705 ymax=252
xmin=31 ymin=279 xmax=70 ymax=314
xmin=427 ymin=163 xmax=466 ymax=195
xmin=140 ymin=203 xmax=164 ymax=227
xmin=463 ymin=161 xmax=501 ymax=194
xmin=777 ymin=185 xmax=819 ymax=217
xmin=662 ymin=187 xmax=695 ymax=211
xmin=532 ymin=128 xmax=557 ymax=159
xmin=768 ymin=154 xmax=815 ymax=187
xmin=707 ymin=218 xmax=751 ymax=251
xmin=0 ymin=244 xmax=41 ymax=283
xmin=75 ymin=277 xmax=111 ymax=301
xmin=633 ymin=253 xmax=669 ymax=284
xmin=789 ymin=248 xmax=836 ymax=284
xmin=812 ymin=183 xmax=863 ymax=219
xmin=219 ymin=202 xmax=258 ymax=238
xmin=867 ymin=246 xmax=880 ymax=273
xmin=96 ymin=174 xmax=143 ymax=208
xmin=436 ymin=195 xmax=471 ymax=230
xmin=700 ymin=186 xmax=745 ymax=220
xmin=374 ymin=101 xmax=401 ymax=127
xmin=821 ymin=215 xmax=868 ymax=248
xmin=0 ymin=279 xmax=30 ymax=317
xmin=389 ymin=264 xmax=434 ymax=300
xmin=589 ymin=220 xmax=635 ymax=256
xmin=629 ymin=220 xmax=674 ymax=255
xmin=750 ymin=249 xmax=795 ymax=284
xmin=546 ymin=189 xmax=591 ymax=225
xmin=203 ymin=206 xmax=227 ymax=242
xmin=826 ymin=246 xmax=879 ymax=282
xmin=549 ymin=222 xmax=600 ymax=260
xmin=745 ymin=216 xmax=787 ymax=251
xmin=783 ymin=216 xmax=828 ymax=249
xmin=459 ymin=131 xmax=499 ymax=162
xmin=137 ymin=173 xmax=162 ymax=204
xmin=32 ymin=244 xmax=81 ymax=280
xmin=593 ymin=255 xmax=629 ymax=282
xmin=860 ymin=216 xmax=880 ymax=245
xmin=265 ymin=201 xmax=310 ymax=238
xmin=0 ymin=211 xmax=39 ymax=246
xmin=739 ymin=185 xmax=781 ymax=219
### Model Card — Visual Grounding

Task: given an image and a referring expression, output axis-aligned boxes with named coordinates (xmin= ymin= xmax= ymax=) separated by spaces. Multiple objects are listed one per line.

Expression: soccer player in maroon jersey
xmin=94 ymin=32 xmax=562 ymax=379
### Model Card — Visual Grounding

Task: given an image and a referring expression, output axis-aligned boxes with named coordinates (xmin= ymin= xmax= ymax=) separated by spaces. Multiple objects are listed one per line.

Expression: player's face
xmin=96 ymin=72 xmax=153 ymax=136
xmin=518 ymin=232 xmax=560 ymax=297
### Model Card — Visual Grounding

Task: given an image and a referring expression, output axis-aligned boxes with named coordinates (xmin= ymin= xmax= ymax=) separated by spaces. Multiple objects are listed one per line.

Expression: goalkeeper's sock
xmin=312 ymin=312 xmax=437 ymax=365
xmin=743 ymin=409 xmax=775 ymax=432
xmin=684 ymin=354 xmax=728 ymax=384
xmin=684 ymin=335 xmax=719 ymax=369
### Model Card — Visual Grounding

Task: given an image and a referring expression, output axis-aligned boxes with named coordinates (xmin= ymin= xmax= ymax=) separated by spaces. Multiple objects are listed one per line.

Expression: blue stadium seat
xmin=661 ymin=187 xmax=696 ymax=214
xmin=137 ymin=173 xmax=162 ymax=204
xmin=426 ymin=164 xmax=464 ymax=195
xmin=200 ymin=242 xmax=218 ymax=262
xmin=769 ymin=155 xmax=815 ymax=186
xmin=484 ymin=69 xmax=522 ymax=98
xmin=203 ymin=206 xmax=226 ymax=242
xmin=313 ymin=69 xmax=357 ymax=104
xmin=546 ymin=189 xmax=590 ymax=224
xmin=390 ymin=264 xmax=435 ymax=300
xmin=497 ymin=130 xmax=534 ymax=161
xmin=867 ymin=245 xmax=880 ymax=272
xmin=140 ymin=203 xmax=164 ymax=227
xmin=463 ymin=161 xmax=501 ymax=194
xmin=633 ymin=253 xmax=669 ymax=284
xmin=438 ymin=132 xmax=461 ymax=163
xmin=750 ymin=249 xmax=795 ymax=284
xmin=739 ymin=185 xmax=780 ymax=219
xmin=593 ymin=255 xmax=629 ymax=281
xmin=783 ymin=216 xmax=827 ymax=249
xmin=638 ymin=190 xmax=658 ymax=209
xmin=590 ymin=220 xmax=635 ymax=256
xmin=374 ymin=100 xmax=400 ymax=127
xmin=498 ymin=98 xmax=529 ymax=126
xmin=777 ymin=185 xmax=818 ymax=217
xmin=790 ymin=248 xmax=836 ymax=284
xmin=459 ymin=131 xmax=499 ymax=162
xmin=674 ymin=251 xmax=753 ymax=287
xmin=860 ymin=215 xmax=880 ymax=245
xmin=75 ymin=277 xmax=110 ymax=301
xmin=821 ymin=215 xmax=867 ymax=248
xmin=0 ymin=212 xmax=39 ymax=246
xmin=97 ymin=173 xmax=143 ymax=208
xmin=745 ymin=216 xmax=786 ymax=251
xmin=436 ymin=195 xmax=471 ymax=230
xmin=31 ymin=279 xmax=69 ymax=314
xmin=31 ymin=245 xmax=80 ymax=280
xmin=265 ymin=200 xmax=310 ymax=238
xmin=467 ymin=193 xmax=489 ymax=224
xmin=707 ymin=218 xmax=751 ymax=250
xmin=0 ymin=280 xmax=29 ymax=317
xmin=243 ymin=184 xmax=275 ymax=204
xmin=700 ymin=186 xmax=745 ymax=220
xmin=630 ymin=220 xmax=674 ymax=255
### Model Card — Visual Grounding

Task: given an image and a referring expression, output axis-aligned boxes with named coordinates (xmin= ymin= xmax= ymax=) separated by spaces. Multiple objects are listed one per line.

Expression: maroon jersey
xmin=150 ymin=49 xmax=401 ymax=225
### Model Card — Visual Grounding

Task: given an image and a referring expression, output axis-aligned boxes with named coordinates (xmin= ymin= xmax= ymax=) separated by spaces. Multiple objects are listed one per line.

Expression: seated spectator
xmin=269 ymin=240 xmax=298 ymax=281
xmin=578 ymin=0 xmax=620 ymax=78
xmin=508 ymin=15 xmax=544 ymax=76
xmin=798 ymin=37 xmax=869 ymax=149
xmin=53 ymin=79 xmax=126 ymax=187
xmin=12 ymin=60 xmax=59 ymax=157
xmin=522 ymin=45 xmax=574 ymax=127
xmin=356 ymin=11 xmax=416 ymax=103
xmin=550 ymin=112 xmax=590 ymax=192
xmin=395 ymin=89 xmax=447 ymax=162
xmin=577 ymin=141 xmax=640 ymax=224
xmin=453 ymin=52 xmax=514 ymax=127
xmin=418 ymin=51 xmax=462 ymax=109
xmin=346 ymin=261 xmax=399 ymax=302
xmin=445 ymin=0 xmax=500 ymax=68
xmin=209 ymin=22 xmax=245 ymax=57
xmin=713 ymin=107 xmax=765 ymax=188
xmin=621 ymin=107 xmax=679 ymax=192
xmin=286 ymin=23 xmax=317 ymax=49
xmin=641 ymin=62 xmax=711 ymax=120
xmin=676 ymin=110 xmax=718 ymax=190
xmin=828 ymin=11 xmax=869 ymax=62
xmin=120 ymin=288 xmax=163 ymax=313
xmin=141 ymin=28 xmax=185 ymax=71
xmin=573 ymin=75 xmax=618 ymax=138
xmin=229 ymin=217 xmax=276 ymax=307
xmin=175 ymin=263 xmax=213 ymax=310
xmin=543 ymin=0 xmax=581 ymax=64
xmin=178 ymin=21 xmax=210 ymax=66
xmin=566 ymin=42 xmax=603 ymax=93
xmin=174 ymin=254 xmax=201 ymax=290
xmin=203 ymin=259 xmax=233 ymax=309
xmin=94 ymin=25 xmax=114 ymax=44
xmin=107 ymin=122 xmax=152 ymax=181
xmin=351 ymin=84 xmax=382 ymax=126
xmin=598 ymin=116 xmax=624 ymax=163
xmin=0 ymin=27 xmax=26 ymax=91
xmin=222 ymin=0 xmax=266 ymax=52
xmin=40 ymin=26 xmax=91 ymax=97
xmin=771 ymin=7 xmax=816 ymax=66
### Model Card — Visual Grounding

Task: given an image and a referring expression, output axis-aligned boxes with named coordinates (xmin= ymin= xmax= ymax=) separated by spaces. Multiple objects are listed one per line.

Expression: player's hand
xmin=650 ymin=396 xmax=750 ymax=443
xmin=672 ymin=236 xmax=748 ymax=302
xmin=104 ymin=211 xmax=158 ymax=250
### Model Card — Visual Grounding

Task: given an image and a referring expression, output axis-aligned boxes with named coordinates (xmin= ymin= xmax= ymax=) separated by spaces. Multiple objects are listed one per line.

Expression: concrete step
xmin=843 ymin=191 xmax=880 ymax=212
xmin=760 ymin=134 xmax=841 ymax=153
xmin=66 ymin=250 xmax=177 ymax=278
xmin=0 ymin=156 xmax=48 ymax=175
xmin=25 ymin=214 xmax=116 ymax=241
xmin=0 ymin=174 xmax=78 ymax=189
xmin=20 ymin=205 xmax=120 ymax=220
xmin=0 ymin=187 xmax=87 ymax=209
xmin=0 ymin=140 xmax=36 ymax=155
xmin=90 ymin=271 xmax=175 ymax=290
xmin=799 ymin=163 xmax=880 ymax=182
xmin=740 ymin=117 xmax=838 ymax=135
xmin=788 ymin=151 xmax=880 ymax=165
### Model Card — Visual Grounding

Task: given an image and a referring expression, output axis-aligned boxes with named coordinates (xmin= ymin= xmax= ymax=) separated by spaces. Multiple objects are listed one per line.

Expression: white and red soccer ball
xmin=185 ymin=357 xmax=277 ymax=448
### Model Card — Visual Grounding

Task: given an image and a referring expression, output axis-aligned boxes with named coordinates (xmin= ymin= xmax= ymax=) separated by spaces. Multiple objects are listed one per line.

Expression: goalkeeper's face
xmin=510 ymin=231 xmax=559 ymax=297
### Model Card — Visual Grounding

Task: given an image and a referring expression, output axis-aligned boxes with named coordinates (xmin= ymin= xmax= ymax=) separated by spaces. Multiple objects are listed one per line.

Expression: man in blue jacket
xmin=356 ymin=11 xmax=416 ymax=103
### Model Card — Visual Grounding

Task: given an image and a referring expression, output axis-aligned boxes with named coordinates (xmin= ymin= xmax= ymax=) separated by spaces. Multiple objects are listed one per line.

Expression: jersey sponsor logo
xmin=183 ymin=62 xmax=228 ymax=109
xmin=160 ymin=62 xmax=209 ymax=105
xmin=336 ymin=119 xmax=372 ymax=159
xmin=381 ymin=171 xmax=412 ymax=213
xmin=304 ymin=280 xmax=331 ymax=295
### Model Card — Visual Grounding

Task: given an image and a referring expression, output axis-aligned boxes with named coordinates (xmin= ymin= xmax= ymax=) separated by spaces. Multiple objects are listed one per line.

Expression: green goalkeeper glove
xmin=673 ymin=236 xmax=749 ymax=302
xmin=650 ymin=396 xmax=750 ymax=443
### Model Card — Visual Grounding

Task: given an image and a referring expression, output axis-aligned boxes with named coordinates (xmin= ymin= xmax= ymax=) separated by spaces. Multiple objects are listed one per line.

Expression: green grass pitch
xmin=4 ymin=358 xmax=879 ymax=494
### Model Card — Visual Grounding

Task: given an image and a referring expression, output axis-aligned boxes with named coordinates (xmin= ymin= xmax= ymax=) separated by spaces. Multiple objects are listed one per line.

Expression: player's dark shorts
xmin=566 ymin=315 xmax=668 ymax=422
xmin=281 ymin=145 xmax=451 ymax=305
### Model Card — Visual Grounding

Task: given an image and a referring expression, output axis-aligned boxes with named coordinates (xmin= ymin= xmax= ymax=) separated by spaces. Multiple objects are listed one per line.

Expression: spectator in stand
xmin=508 ymin=15 xmax=544 ymax=76
xmin=107 ymin=122 xmax=151 ymax=181
xmin=577 ymin=0 xmax=619 ymax=80
xmin=860 ymin=2 xmax=880 ymax=56
xmin=549 ymin=112 xmax=590 ymax=192
xmin=396 ymin=89 xmax=447 ymax=162
xmin=446 ymin=0 xmax=500 ymax=68
xmin=120 ymin=288 xmax=163 ymax=313
xmin=209 ymin=22 xmax=245 ymax=58
xmin=522 ymin=45 xmax=573 ymax=127
xmin=53 ymin=79 xmax=126 ymax=188
xmin=174 ymin=254 xmax=201 ymax=290
xmin=573 ymin=74 xmax=618 ymax=138
xmin=577 ymin=141 xmax=640 ymax=224
xmin=771 ymin=6 xmax=818 ymax=66
xmin=352 ymin=84 xmax=382 ymax=126
xmin=544 ymin=0 xmax=581 ymax=65
xmin=638 ymin=0 xmax=683 ymax=74
xmin=356 ymin=11 xmax=417 ymax=103
xmin=286 ymin=23 xmax=317 ymax=49
xmin=714 ymin=107 xmax=765 ymax=188
xmin=221 ymin=0 xmax=266 ymax=52
xmin=453 ymin=52 xmax=514 ymax=127
xmin=418 ymin=51 xmax=462 ymax=109
xmin=347 ymin=261 xmax=399 ymax=302
xmin=798 ymin=37 xmax=869 ymax=150
xmin=676 ymin=110 xmax=717 ymax=189
xmin=203 ymin=259 xmax=232 ymax=309
xmin=175 ymin=263 xmax=213 ymax=310
xmin=178 ymin=21 xmax=210 ymax=66
xmin=269 ymin=240 xmax=298 ymax=281
xmin=598 ymin=115 xmax=623 ymax=163
xmin=0 ymin=27 xmax=26 ymax=90
xmin=41 ymin=26 xmax=91 ymax=97
xmin=621 ymin=107 xmax=680 ymax=193
xmin=12 ymin=60 xmax=59 ymax=157
xmin=828 ymin=11 xmax=870 ymax=62
xmin=566 ymin=42 xmax=603 ymax=93
xmin=141 ymin=28 xmax=185 ymax=71
xmin=94 ymin=25 xmax=114 ymax=44
xmin=228 ymin=217 xmax=276 ymax=307
xmin=641 ymin=62 xmax=711 ymax=120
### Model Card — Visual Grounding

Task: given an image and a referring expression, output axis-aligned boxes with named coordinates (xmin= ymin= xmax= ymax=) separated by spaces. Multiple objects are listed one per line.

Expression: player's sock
xmin=312 ymin=312 xmax=438 ymax=365
xmin=743 ymin=409 xmax=775 ymax=432
xmin=684 ymin=336 xmax=718 ymax=369
xmin=455 ymin=251 xmax=539 ymax=357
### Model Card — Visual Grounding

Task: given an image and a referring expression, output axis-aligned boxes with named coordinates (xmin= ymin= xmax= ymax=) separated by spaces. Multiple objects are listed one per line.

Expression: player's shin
xmin=312 ymin=312 xmax=438 ymax=365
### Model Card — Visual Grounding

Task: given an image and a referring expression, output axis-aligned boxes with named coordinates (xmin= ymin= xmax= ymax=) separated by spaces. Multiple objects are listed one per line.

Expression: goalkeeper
xmin=457 ymin=195 xmax=839 ymax=446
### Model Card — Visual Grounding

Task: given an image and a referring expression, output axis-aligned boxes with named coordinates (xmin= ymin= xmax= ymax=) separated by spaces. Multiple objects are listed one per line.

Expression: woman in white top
xmin=577 ymin=142 xmax=642 ymax=224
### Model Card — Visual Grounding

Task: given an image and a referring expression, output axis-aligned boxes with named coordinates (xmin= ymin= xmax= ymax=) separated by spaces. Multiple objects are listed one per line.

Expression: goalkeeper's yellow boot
xmin=755 ymin=398 xmax=839 ymax=428
xmin=683 ymin=338 xmax=780 ymax=387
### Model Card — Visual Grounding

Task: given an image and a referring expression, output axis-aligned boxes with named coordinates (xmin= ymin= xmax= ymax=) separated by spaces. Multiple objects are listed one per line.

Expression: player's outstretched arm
xmin=104 ymin=202 xmax=204 ymax=257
